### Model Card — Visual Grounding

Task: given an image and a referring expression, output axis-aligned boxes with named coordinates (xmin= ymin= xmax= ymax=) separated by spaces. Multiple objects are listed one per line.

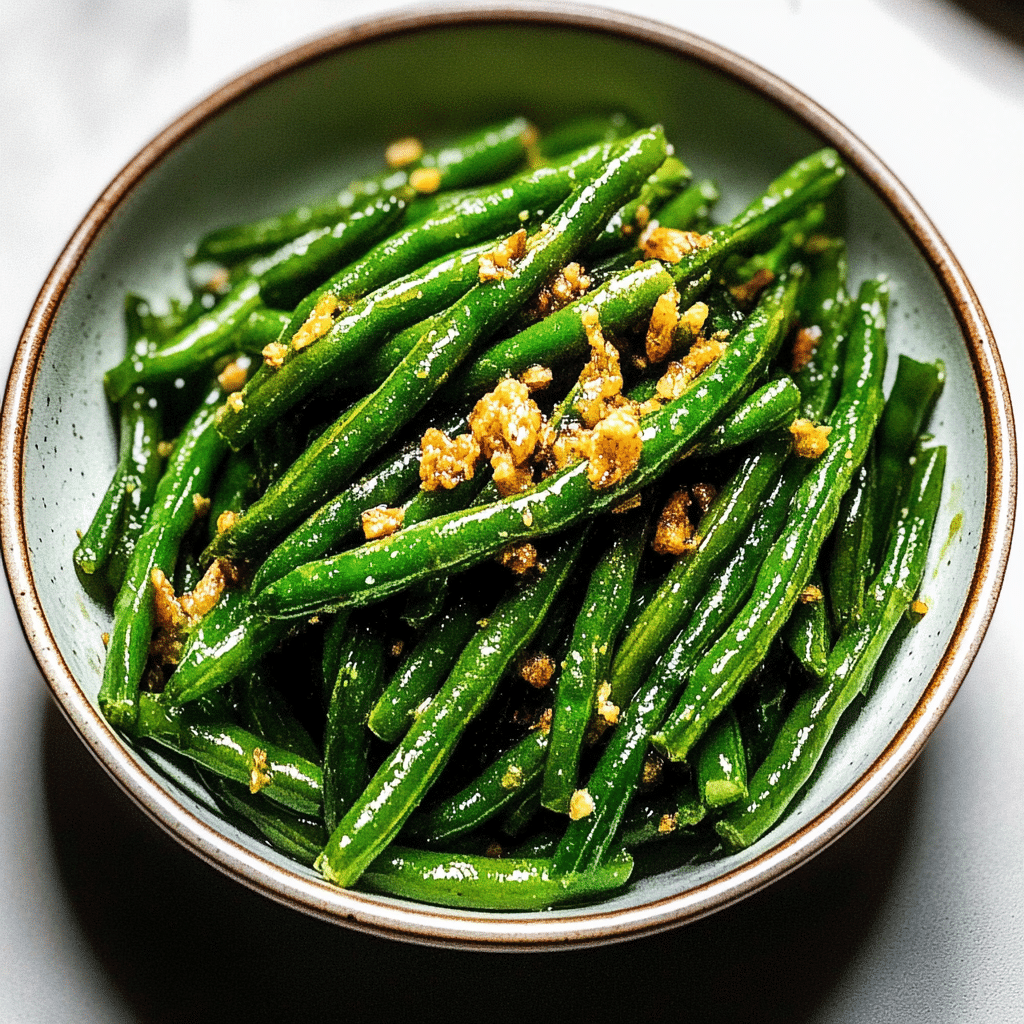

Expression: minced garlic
xmin=569 ymin=789 xmax=595 ymax=821
xmin=478 ymin=229 xmax=528 ymax=281
xmin=640 ymin=226 xmax=714 ymax=263
xmin=418 ymin=427 xmax=481 ymax=491
xmin=385 ymin=136 xmax=423 ymax=168
xmin=790 ymin=418 xmax=832 ymax=458
xmin=652 ymin=489 xmax=697 ymax=556
xmin=361 ymin=505 xmax=405 ymax=540
xmin=291 ymin=292 xmax=341 ymax=351
xmin=586 ymin=406 xmax=642 ymax=489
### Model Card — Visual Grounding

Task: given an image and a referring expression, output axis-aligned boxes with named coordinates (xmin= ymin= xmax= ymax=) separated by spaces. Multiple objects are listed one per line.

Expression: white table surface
xmin=2 ymin=1 xmax=1021 ymax=1020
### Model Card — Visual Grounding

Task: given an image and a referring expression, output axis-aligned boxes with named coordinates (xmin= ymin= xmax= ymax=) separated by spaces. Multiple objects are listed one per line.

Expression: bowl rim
xmin=1 ymin=0 xmax=1017 ymax=951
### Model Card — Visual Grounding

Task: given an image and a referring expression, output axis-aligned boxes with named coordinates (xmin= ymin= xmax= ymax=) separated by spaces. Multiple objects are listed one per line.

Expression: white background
xmin=2 ymin=1 xmax=1021 ymax=1020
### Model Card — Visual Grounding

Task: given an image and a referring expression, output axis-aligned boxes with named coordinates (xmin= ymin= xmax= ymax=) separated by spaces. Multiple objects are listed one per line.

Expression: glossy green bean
xmin=783 ymin=567 xmax=830 ymax=678
xmin=716 ymin=443 xmax=945 ymax=851
xmin=258 ymin=269 xmax=799 ymax=620
xmin=317 ymin=531 xmax=587 ymax=888
xmin=695 ymin=709 xmax=749 ymax=808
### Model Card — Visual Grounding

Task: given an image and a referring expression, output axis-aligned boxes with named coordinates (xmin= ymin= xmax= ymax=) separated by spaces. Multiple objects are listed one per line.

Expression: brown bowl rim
xmin=1 ymin=1 xmax=1017 ymax=951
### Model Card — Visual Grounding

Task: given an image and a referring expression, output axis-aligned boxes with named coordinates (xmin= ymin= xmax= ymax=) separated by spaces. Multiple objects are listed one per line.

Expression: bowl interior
xmin=12 ymin=14 xmax=994 ymax=944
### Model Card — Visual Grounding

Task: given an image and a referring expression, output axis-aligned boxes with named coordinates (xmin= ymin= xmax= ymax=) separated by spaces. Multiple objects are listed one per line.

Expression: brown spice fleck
xmin=519 ymin=364 xmax=553 ymax=392
xmin=569 ymin=789 xmax=595 ymax=821
xmin=791 ymin=324 xmax=823 ymax=372
xmin=192 ymin=493 xmax=211 ymax=519
xmin=532 ymin=261 xmax=591 ymax=318
xmin=478 ymin=229 xmax=528 ymax=282
xmin=249 ymin=748 xmax=272 ymax=794
xmin=790 ymin=418 xmax=832 ymax=458
xmin=730 ymin=268 xmax=776 ymax=308
xmin=101 ymin=632 xmax=110 ymax=646
xmin=409 ymin=166 xmax=442 ymax=194
xmin=157 ymin=440 xmax=175 ymax=458
xmin=653 ymin=489 xmax=697 ymax=556
xmin=216 ymin=510 xmax=238 ymax=534
xmin=586 ymin=406 xmax=643 ymax=490
xmin=469 ymin=378 xmax=543 ymax=496
xmin=691 ymin=481 xmax=718 ymax=516
xmin=518 ymin=652 xmax=556 ymax=689
xmin=658 ymin=813 xmax=678 ymax=835
xmin=361 ymin=505 xmax=405 ymax=540
xmin=640 ymin=750 xmax=666 ymax=791
xmin=799 ymin=583 xmax=824 ymax=604
xmin=577 ymin=308 xmax=626 ymax=428
xmin=497 ymin=542 xmax=540 ymax=576
xmin=645 ymin=286 xmax=681 ymax=364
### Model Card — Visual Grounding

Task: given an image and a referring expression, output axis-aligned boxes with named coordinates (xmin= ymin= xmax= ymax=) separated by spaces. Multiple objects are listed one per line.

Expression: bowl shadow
xmin=44 ymin=700 xmax=922 ymax=1023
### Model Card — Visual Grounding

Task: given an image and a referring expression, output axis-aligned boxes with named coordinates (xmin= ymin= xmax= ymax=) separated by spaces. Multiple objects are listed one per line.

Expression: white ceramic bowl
xmin=1 ymin=4 xmax=1015 ymax=949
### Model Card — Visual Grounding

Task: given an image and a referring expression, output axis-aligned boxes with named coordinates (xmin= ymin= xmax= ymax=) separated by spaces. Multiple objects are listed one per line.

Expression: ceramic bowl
xmin=1 ymin=4 xmax=1015 ymax=950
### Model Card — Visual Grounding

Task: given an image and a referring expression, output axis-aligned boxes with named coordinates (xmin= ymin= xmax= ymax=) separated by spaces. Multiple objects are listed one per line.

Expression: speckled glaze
xmin=0 ymin=4 xmax=1015 ymax=950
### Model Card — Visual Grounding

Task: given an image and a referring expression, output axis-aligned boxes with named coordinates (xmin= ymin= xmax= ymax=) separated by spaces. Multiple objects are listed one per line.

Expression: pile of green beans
xmin=78 ymin=115 xmax=947 ymax=912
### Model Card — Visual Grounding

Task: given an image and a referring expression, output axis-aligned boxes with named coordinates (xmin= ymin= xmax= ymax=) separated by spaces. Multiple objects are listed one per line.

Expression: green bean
xmin=74 ymin=383 xmax=163 ymax=586
xmin=693 ymin=374 xmax=801 ymax=457
xmin=654 ymin=277 xmax=888 ymax=762
xmin=215 ymin=239 xmax=498 ymax=452
xmin=277 ymin=139 xmax=625 ymax=348
xmin=716 ymin=443 xmax=945 ymax=851
xmin=735 ymin=650 xmax=793 ymax=772
xmin=731 ymin=203 xmax=826 ymax=282
xmin=205 ymin=773 xmax=326 ymax=865
xmin=608 ymin=433 xmax=797 ymax=708
xmin=159 ymin=588 xmax=295 ymax=706
xmin=136 ymin=693 xmax=322 ymax=816
xmin=367 ymin=593 xmax=481 ymax=743
xmin=827 ymin=454 xmax=876 ymax=634
xmin=258 ymin=268 xmax=799 ymax=620
xmin=220 ymin=128 xmax=668 ymax=561
xmin=541 ymin=517 xmax=647 ymax=814
xmin=248 ymin=412 xmax=462 ymax=590
xmin=402 ymin=727 xmax=550 ymax=844
xmin=783 ymin=567 xmax=830 ymax=678
xmin=499 ymin=784 xmax=544 ymax=840
xmin=695 ymin=709 xmax=749 ymax=808
xmin=98 ymin=383 xmax=229 ymax=729
xmin=869 ymin=355 xmax=945 ymax=568
xmin=317 ymin=531 xmax=587 ymax=888
xmin=553 ymin=462 xmax=803 ymax=872
xmin=323 ymin=618 xmax=388 ymax=832
xmin=207 ymin=448 xmax=257 ymax=541
xmin=235 ymin=307 xmax=292 ymax=352
xmin=192 ymin=116 xmax=535 ymax=264
xmin=443 ymin=260 xmax=674 ymax=401
xmin=356 ymin=845 xmax=632 ymax=911
xmin=792 ymin=238 xmax=850 ymax=420
xmin=537 ymin=113 xmax=636 ymax=158
xmin=232 ymin=665 xmax=320 ymax=763
xmin=105 ymin=196 xmax=405 ymax=403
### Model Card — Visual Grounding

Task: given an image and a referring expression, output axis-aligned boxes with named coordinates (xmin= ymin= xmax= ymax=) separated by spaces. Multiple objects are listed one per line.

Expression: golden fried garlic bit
xmin=789 ymin=418 xmax=832 ymax=458
xmin=532 ymin=261 xmax=592 ymax=318
xmin=291 ymin=293 xmax=342 ymax=352
xmin=640 ymin=226 xmax=714 ymax=264
xmin=655 ymin=334 xmax=730 ymax=401
xmin=469 ymin=377 xmax=543 ymax=496
xmin=478 ymin=229 xmax=528 ymax=282
xmin=586 ymin=406 xmax=643 ymax=490
xmin=645 ymin=285 xmax=681 ymax=364
xmin=790 ymin=324 xmax=823 ymax=372
xmin=361 ymin=505 xmax=405 ymax=540
xmin=577 ymin=308 xmax=625 ymax=428
xmin=418 ymin=427 xmax=481 ymax=491
xmin=384 ymin=135 xmax=423 ymax=168
xmin=652 ymin=489 xmax=698 ymax=556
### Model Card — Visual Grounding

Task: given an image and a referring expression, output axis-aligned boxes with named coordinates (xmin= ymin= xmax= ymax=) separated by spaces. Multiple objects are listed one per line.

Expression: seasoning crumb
xmin=216 ymin=510 xmax=238 ymax=534
xmin=569 ymin=789 xmax=595 ymax=821
xmin=518 ymin=652 xmax=556 ymax=689
xmin=217 ymin=357 xmax=248 ymax=393
xmin=478 ymin=229 xmax=528 ymax=281
xmin=291 ymin=292 xmax=341 ymax=351
xmin=730 ymin=268 xmax=776 ymax=307
xmin=157 ymin=440 xmax=175 ymax=458
xmin=101 ymin=632 xmax=110 ymax=646
xmin=249 ymin=747 xmax=272 ymax=794
xmin=385 ymin=136 xmax=423 ymax=168
xmin=791 ymin=324 xmax=823 ymax=372
xmin=226 ymin=391 xmax=244 ymax=413
xmin=361 ymin=505 xmax=405 ymax=540
xmin=645 ymin=286 xmax=681 ymax=364
xmin=587 ymin=407 xmax=642 ymax=490
xmin=658 ymin=813 xmax=678 ymax=834
xmin=519 ymin=364 xmax=553 ymax=392
xmin=418 ymin=427 xmax=481 ymax=491
xmin=640 ymin=226 xmax=714 ymax=264
xmin=799 ymin=583 xmax=824 ymax=603
xmin=409 ymin=166 xmax=442 ymax=194
xmin=262 ymin=341 xmax=289 ymax=370
xmin=497 ymin=542 xmax=540 ymax=576
xmin=911 ymin=598 xmax=930 ymax=617
xmin=501 ymin=765 xmax=525 ymax=790
xmin=652 ymin=489 xmax=697 ymax=555
xmin=192 ymin=493 xmax=211 ymax=518
xmin=789 ymin=418 xmax=832 ymax=458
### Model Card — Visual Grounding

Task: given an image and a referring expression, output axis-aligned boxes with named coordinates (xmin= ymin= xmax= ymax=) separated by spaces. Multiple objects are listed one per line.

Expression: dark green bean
xmin=317 ymin=531 xmax=587 ymax=888
xmin=716 ymin=443 xmax=945 ymax=851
